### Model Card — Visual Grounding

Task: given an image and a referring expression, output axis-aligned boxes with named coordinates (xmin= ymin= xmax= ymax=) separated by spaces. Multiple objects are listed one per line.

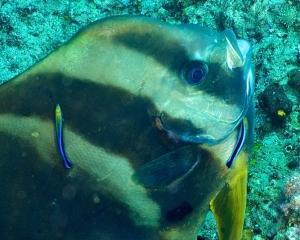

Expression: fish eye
xmin=183 ymin=61 xmax=208 ymax=85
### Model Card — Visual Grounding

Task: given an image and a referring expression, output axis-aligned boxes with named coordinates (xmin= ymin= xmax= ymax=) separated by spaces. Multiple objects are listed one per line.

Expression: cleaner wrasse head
xmin=0 ymin=15 xmax=254 ymax=240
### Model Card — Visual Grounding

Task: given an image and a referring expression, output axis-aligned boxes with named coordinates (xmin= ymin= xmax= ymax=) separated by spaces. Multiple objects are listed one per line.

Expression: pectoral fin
xmin=132 ymin=145 xmax=199 ymax=188
xmin=210 ymin=151 xmax=248 ymax=240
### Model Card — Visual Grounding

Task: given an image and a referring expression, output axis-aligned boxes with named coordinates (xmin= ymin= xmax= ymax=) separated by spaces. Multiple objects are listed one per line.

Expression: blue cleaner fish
xmin=225 ymin=119 xmax=246 ymax=169
xmin=55 ymin=104 xmax=72 ymax=168
xmin=0 ymin=15 xmax=254 ymax=240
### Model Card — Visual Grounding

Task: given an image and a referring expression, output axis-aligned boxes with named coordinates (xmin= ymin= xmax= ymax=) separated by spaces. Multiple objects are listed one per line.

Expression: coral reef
xmin=281 ymin=172 xmax=300 ymax=240
xmin=288 ymin=68 xmax=300 ymax=95
xmin=258 ymin=82 xmax=293 ymax=124
xmin=281 ymin=173 xmax=300 ymax=226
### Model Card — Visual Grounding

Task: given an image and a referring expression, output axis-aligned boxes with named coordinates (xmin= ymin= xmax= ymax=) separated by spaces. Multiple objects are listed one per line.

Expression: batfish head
xmin=144 ymin=25 xmax=254 ymax=144
xmin=55 ymin=15 xmax=253 ymax=144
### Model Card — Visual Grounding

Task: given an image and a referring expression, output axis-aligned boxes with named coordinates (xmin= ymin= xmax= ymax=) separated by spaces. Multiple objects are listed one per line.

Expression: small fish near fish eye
xmin=182 ymin=60 xmax=208 ymax=85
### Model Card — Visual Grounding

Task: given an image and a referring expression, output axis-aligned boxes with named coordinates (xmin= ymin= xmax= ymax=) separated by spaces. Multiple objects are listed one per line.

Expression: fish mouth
xmin=155 ymin=117 xmax=184 ymax=143
xmin=155 ymin=116 xmax=219 ymax=144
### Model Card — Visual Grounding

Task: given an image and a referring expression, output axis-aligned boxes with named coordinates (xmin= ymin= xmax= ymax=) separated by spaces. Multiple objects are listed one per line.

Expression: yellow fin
xmin=210 ymin=151 xmax=248 ymax=240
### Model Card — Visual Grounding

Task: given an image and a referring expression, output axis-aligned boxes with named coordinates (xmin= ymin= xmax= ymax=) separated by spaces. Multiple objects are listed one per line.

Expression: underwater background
xmin=0 ymin=0 xmax=299 ymax=239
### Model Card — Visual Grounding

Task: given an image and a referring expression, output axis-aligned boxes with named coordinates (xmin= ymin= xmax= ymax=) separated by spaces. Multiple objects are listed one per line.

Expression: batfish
xmin=0 ymin=15 xmax=254 ymax=240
